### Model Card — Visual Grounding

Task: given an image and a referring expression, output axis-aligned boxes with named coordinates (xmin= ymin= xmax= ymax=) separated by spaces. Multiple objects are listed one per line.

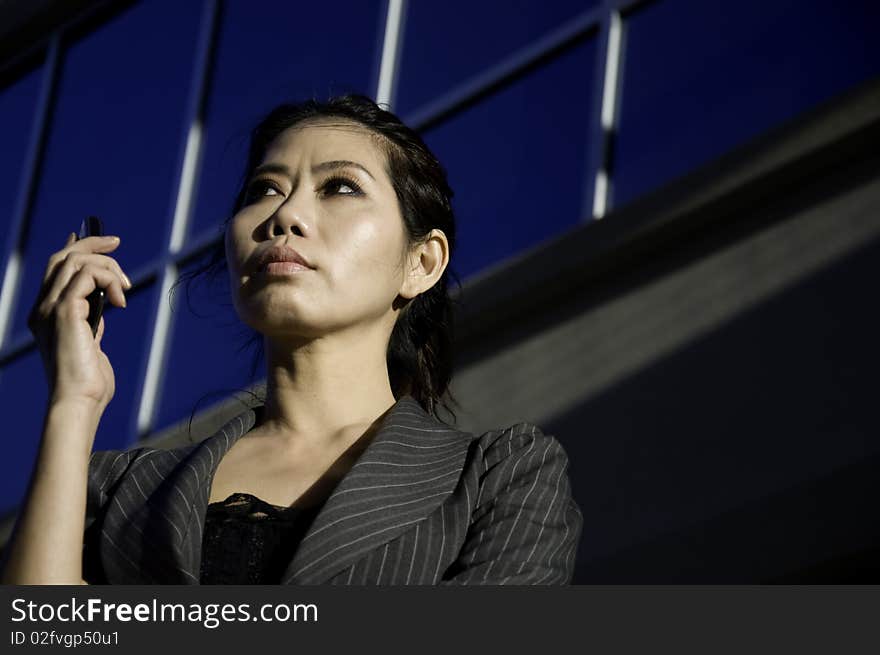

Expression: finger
xmin=53 ymin=263 xmax=128 ymax=315
xmin=44 ymin=253 xmax=129 ymax=309
xmin=73 ymin=251 xmax=131 ymax=290
xmin=43 ymin=235 xmax=120 ymax=289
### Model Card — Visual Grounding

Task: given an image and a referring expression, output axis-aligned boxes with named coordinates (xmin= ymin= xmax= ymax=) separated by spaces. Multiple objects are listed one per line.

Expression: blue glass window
xmin=0 ymin=351 xmax=48 ymax=514
xmin=9 ymin=0 xmax=202 ymax=341
xmin=187 ymin=0 xmax=384 ymax=242
xmin=422 ymin=37 xmax=597 ymax=280
xmin=612 ymin=0 xmax=880 ymax=208
xmin=396 ymin=0 xmax=599 ymax=115
xmin=92 ymin=281 xmax=159 ymax=449
xmin=154 ymin=257 xmax=264 ymax=435
xmin=0 ymin=63 xmax=43 ymax=233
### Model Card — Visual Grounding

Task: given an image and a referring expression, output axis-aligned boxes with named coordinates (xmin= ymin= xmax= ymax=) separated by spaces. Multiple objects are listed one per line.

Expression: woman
xmin=1 ymin=95 xmax=582 ymax=585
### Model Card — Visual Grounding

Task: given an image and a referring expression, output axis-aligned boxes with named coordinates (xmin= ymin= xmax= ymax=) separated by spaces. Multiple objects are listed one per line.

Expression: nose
xmin=265 ymin=189 xmax=311 ymax=239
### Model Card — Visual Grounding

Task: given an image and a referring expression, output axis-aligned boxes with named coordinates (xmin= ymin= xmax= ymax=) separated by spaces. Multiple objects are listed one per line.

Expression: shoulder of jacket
xmin=473 ymin=422 xmax=566 ymax=471
xmin=88 ymin=442 xmax=197 ymax=481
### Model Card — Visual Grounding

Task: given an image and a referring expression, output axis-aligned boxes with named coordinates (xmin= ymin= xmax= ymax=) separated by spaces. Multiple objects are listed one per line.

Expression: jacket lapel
xmin=282 ymin=395 xmax=472 ymax=584
xmin=164 ymin=394 xmax=472 ymax=585
xmin=100 ymin=408 xmax=257 ymax=584
xmin=175 ymin=408 xmax=258 ymax=583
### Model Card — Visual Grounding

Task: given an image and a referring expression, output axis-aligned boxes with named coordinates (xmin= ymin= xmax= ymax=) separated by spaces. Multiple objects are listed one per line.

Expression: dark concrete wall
xmin=447 ymin=79 xmax=880 ymax=583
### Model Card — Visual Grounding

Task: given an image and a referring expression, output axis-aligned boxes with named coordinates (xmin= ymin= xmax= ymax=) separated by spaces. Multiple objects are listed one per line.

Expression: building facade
xmin=1 ymin=0 xmax=878 ymax=582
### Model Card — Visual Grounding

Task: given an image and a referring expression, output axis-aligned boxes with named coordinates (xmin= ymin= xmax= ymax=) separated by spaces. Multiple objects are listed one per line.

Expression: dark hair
xmin=171 ymin=94 xmax=462 ymax=424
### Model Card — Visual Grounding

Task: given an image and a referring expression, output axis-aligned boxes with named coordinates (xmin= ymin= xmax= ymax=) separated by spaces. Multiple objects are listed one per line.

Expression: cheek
xmin=331 ymin=217 xmax=403 ymax=285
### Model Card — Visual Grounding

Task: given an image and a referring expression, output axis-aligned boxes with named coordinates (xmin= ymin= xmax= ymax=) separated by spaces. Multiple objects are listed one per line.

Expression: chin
xmin=245 ymin=313 xmax=328 ymax=341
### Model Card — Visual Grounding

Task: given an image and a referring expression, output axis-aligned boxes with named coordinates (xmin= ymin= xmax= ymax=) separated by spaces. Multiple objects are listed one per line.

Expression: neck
xmin=256 ymin=331 xmax=398 ymax=447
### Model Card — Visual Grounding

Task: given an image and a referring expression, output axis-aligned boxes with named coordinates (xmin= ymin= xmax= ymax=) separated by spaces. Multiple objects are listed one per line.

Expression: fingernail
xmin=123 ymin=274 xmax=132 ymax=288
xmin=106 ymin=235 xmax=120 ymax=242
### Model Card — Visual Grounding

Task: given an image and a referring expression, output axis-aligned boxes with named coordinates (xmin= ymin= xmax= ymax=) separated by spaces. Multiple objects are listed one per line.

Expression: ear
xmin=399 ymin=229 xmax=449 ymax=300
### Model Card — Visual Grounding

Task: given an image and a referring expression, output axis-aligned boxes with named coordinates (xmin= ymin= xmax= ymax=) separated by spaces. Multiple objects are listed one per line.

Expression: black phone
xmin=77 ymin=216 xmax=105 ymax=338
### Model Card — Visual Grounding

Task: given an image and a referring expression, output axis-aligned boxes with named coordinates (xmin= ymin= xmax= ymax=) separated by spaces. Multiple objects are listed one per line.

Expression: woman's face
xmin=225 ymin=120 xmax=411 ymax=340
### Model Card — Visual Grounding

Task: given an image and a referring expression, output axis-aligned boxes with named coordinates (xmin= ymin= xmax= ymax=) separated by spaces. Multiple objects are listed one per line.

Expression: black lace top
xmin=199 ymin=492 xmax=322 ymax=584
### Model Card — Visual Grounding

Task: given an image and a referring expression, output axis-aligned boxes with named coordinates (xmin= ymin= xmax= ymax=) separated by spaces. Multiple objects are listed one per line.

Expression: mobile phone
xmin=77 ymin=216 xmax=105 ymax=338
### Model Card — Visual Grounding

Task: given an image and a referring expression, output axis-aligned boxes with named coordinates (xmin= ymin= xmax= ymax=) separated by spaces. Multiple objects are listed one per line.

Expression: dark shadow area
xmin=547 ymin=231 xmax=880 ymax=583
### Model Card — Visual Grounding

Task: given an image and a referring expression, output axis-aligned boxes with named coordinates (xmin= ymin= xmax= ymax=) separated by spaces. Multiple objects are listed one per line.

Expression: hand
xmin=27 ymin=232 xmax=131 ymax=411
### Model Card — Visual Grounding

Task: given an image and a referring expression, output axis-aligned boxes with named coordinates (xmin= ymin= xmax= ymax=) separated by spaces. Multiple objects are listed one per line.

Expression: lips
xmin=262 ymin=261 xmax=310 ymax=274
xmin=255 ymin=245 xmax=313 ymax=273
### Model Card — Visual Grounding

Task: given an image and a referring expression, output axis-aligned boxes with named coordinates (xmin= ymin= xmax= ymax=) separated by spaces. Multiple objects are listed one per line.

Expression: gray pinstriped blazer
xmin=83 ymin=394 xmax=582 ymax=584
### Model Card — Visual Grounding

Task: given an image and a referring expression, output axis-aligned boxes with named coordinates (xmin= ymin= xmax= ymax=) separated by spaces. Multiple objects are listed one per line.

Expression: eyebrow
xmin=250 ymin=160 xmax=375 ymax=181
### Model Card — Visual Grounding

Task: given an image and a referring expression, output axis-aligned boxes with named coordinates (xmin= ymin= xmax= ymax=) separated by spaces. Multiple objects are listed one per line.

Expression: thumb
xmin=66 ymin=232 xmax=77 ymax=246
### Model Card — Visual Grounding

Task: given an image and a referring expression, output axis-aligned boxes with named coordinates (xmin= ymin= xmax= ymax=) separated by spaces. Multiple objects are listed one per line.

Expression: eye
xmin=244 ymin=179 xmax=282 ymax=202
xmin=321 ymin=175 xmax=363 ymax=197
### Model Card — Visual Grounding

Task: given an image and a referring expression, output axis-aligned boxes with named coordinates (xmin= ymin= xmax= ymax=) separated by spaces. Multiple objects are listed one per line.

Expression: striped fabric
xmin=83 ymin=394 xmax=583 ymax=584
